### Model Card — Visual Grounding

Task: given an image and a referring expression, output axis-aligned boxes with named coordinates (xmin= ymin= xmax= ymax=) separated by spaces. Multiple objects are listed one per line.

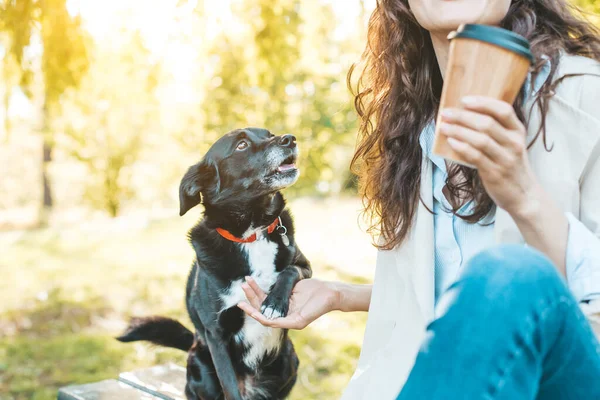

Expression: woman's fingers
xmin=238 ymin=276 xmax=308 ymax=330
xmin=237 ymin=301 xmax=305 ymax=329
xmin=241 ymin=283 xmax=262 ymax=309
xmin=237 ymin=301 xmax=272 ymax=324
xmin=245 ymin=276 xmax=267 ymax=301
xmin=440 ymin=108 xmax=517 ymax=147
xmin=446 ymin=137 xmax=496 ymax=171
xmin=241 ymin=276 xmax=266 ymax=310
xmin=439 ymin=122 xmax=512 ymax=165
xmin=461 ymin=96 xmax=522 ymax=131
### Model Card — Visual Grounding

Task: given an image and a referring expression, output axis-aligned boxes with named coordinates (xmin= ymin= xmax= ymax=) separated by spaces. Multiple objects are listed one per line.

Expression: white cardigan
xmin=342 ymin=53 xmax=600 ymax=400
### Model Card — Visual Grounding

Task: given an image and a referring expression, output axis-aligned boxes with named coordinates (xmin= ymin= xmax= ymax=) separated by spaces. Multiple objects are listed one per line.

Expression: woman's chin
xmin=411 ymin=0 xmax=510 ymax=33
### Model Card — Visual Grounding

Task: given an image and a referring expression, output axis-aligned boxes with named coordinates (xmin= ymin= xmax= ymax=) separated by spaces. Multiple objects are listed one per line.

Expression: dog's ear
xmin=179 ymin=159 xmax=220 ymax=216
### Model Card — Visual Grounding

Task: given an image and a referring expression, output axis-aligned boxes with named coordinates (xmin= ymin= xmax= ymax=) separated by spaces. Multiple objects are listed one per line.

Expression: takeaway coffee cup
xmin=432 ymin=24 xmax=534 ymax=166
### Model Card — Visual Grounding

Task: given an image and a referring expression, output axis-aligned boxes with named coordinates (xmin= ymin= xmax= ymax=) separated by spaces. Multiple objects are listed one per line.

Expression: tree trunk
xmin=42 ymin=139 xmax=53 ymax=208
xmin=39 ymin=102 xmax=53 ymax=226
xmin=3 ymin=96 xmax=10 ymax=142
xmin=2 ymin=57 xmax=11 ymax=143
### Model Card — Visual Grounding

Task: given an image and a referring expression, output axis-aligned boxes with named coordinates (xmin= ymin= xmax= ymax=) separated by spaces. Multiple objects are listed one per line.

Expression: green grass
xmin=0 ymin=198 xmax=374 ymax=399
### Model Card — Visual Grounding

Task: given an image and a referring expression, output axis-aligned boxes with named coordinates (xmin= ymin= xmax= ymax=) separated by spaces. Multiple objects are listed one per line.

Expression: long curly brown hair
xmin=349 ymin=0 xmax=600 ymax=250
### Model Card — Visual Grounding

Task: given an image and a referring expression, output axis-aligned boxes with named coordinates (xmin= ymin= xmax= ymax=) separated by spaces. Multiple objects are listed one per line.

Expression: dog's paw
xmin=260 ymin=292 xmax=289 ymax=320
xmin=261 ymin=306 xmax=284 ymax=320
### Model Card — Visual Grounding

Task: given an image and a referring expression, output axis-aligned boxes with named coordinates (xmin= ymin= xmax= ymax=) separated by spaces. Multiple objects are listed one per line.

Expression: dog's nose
xmin=279 ymin=134 xmax=296 ymax=148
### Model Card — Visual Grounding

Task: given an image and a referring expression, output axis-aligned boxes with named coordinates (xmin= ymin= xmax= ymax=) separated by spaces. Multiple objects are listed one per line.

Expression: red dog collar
xmin=216 ymin=218 xmax=280 ymax=243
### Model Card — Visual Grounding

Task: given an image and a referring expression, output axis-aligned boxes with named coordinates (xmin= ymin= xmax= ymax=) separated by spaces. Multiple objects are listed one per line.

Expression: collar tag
xmin=277 ymin=217 xmax=290 ymax=246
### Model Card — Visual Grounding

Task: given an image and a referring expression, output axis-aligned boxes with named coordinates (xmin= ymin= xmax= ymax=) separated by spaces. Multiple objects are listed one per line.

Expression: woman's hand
xmin=439 ymin=96 xmax=541 ymax=218
xmin=439 ymin=96 xmax=570 ymax=273
xmin=237 ymin=277 xmax=339 ymax=330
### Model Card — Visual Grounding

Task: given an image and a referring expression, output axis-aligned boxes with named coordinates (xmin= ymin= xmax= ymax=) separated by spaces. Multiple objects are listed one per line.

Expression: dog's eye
xmin=236 ymin=141 xmax=249 ymax=151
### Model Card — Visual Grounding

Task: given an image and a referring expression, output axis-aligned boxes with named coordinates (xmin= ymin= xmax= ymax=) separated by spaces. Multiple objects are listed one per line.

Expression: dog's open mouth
xmin=276 ymin=154 xmax=297 ymax=174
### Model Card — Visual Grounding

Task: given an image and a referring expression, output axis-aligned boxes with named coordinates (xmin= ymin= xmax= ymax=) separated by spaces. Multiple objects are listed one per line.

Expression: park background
xmin=0 ymin=0 xmax=598 ymax=399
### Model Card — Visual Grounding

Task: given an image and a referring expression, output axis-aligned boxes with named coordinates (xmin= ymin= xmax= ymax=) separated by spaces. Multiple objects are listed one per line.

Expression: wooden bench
xmin=57 ymin=363 xmax=186 ymax=400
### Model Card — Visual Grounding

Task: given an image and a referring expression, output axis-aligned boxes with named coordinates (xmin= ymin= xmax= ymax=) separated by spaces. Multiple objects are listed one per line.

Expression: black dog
xmin=118 ymin=128 xmax=312 ymax=400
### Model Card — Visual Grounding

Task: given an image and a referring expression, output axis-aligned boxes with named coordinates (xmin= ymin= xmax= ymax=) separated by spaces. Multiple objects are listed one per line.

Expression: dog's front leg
xmin=261 ymin=250 xmax=312 ymax=319
xmin=204 ymin=329 xmax=243 ymax=400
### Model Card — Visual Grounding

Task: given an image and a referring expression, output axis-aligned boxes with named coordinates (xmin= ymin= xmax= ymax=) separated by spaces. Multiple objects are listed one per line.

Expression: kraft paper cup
xmin=432 ymin=24 xmax=534 ymax=166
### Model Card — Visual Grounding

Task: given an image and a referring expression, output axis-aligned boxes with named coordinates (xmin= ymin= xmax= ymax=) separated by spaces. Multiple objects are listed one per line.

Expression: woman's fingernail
xmin=461 ymin=96 xmax=477 ymax=105
xmin=245 ymin=276 xmax=252 ymax=282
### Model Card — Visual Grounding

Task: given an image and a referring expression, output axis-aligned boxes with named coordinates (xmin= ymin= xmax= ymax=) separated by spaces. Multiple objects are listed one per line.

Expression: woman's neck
xmin=430 ymin=31 xmax=451 ymax=78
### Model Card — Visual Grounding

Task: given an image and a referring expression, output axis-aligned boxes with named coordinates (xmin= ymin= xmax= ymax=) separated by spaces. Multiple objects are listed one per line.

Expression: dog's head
xmin=179 ymin=127 xmax=299 ymax=215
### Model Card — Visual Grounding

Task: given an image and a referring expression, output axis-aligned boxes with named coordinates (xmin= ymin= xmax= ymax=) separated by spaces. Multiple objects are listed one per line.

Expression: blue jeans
xmin=397 ymin=244 xmax=600 ymax=400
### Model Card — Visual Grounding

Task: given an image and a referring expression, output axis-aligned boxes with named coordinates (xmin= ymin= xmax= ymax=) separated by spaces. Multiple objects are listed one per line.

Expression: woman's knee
xmin=459 ymin=244 xmax=564 ymax=302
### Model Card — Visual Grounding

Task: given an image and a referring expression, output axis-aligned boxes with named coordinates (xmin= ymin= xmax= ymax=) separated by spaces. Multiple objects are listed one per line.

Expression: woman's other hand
xmin=237 ymin=277 xmax=340 ymax=330
xmin=439 ymin=96 xmax=541 ymax=218
xmin=439 ymin=96 xmax=570 ymax=272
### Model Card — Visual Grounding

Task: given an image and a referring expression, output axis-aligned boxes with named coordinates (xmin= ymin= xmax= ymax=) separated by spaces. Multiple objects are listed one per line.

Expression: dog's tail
xmin=116 ymin=316 xmax=194 ymax=352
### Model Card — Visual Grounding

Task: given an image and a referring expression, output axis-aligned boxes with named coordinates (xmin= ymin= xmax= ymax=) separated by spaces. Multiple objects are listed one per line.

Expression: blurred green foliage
xmin=0 ymin=0 xmax=89 ymax=103
xmin=2 ymin=0 xmax=363 ymax=218
xmin=55 ymin=32 xmax=160 ymax=217
xmin=0 ymin=0 xmax=598 ymax=217
xmin=202 ymin=0 xmax=358 ymax=195
xmin=1 ymin=0 xmax=89 ymax=215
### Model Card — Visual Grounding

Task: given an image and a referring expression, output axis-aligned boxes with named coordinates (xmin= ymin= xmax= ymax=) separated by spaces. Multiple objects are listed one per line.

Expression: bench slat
xmin=57 ymin=378 xmax=158 ymax=400
xmin=118 ymin=363 xmax=187 ymax=400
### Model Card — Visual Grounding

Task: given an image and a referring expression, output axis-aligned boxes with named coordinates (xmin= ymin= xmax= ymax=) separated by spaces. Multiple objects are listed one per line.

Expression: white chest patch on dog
xmin=220 ymin=239 xmax=282 ymax=369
